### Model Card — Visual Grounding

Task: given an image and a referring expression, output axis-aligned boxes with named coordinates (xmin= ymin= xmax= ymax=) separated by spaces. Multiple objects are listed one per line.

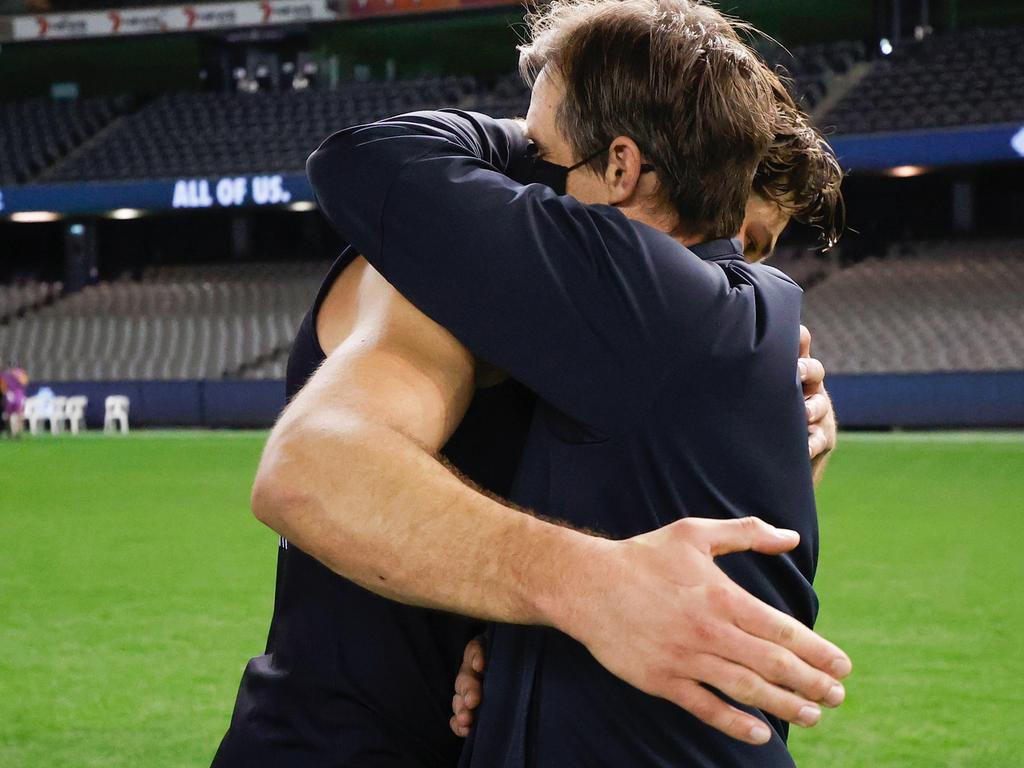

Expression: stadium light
xmin=9 ymin=211 xmax=61 ymax=223
xmin=288 ymin=201 xmax=318 ymax=212
xmin=888 ymin=165 xmax=928 ymax=178
xmin=1011 ymin=126 xmax=1024 ymax=158
xmin=107 ymin=208 xmax=146 ymax=220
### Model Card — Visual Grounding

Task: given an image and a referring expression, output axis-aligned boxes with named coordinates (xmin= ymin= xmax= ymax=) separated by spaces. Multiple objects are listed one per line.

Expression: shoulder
xmin=750 ymin=261 xmax=803 ymax=294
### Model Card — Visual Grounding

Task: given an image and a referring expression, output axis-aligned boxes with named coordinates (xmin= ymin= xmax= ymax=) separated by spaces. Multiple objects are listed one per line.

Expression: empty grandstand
xmin=0 ymin=95 xmax=133 ymax=185
xmin=0 ymin=25 xmax=1021 ymax=186
xmin=800 ymin=240 xmax=1024 ymax=374
xmin=4 ymin=237 xmax=1019 ymax=386
xmin=48 ymin=78 xmax=478 ymax=182
xmin=0 ymin=262 xmax=325 ymax=381
xmin=822 ymin=26 xmax=1024 ymax=134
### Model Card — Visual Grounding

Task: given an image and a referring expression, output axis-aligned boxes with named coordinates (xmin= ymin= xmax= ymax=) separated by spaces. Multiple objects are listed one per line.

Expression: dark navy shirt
xmin=307 ymin=110 xmax=819 ymax=768
xmin=211 ymin=253 xmax=536 ymax=768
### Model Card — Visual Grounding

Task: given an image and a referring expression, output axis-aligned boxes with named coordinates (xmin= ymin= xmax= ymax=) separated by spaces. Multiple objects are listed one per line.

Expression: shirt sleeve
xmin=306 ymin=109 xmax=727 ymax=435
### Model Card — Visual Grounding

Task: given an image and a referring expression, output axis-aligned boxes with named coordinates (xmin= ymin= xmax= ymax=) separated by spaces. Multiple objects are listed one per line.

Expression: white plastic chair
xmin=66 ymin=396 xmax=88 ymax=435
xmin=24 ymin=396 xmax=46 ymax=435
xmin=49 ymin=397 xmax=68 ymax=435
xmin=104 ymin=395 xmax=130 ymax=435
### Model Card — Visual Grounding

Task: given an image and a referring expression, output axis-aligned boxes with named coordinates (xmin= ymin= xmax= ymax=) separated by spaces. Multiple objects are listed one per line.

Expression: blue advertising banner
xmin=0 ymin=172 xmax=313 ymax=215
xmin=830 ymin=123 xmax=1024 ymax=171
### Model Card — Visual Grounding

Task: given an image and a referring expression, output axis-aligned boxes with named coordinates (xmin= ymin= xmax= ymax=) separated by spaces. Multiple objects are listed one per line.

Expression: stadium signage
xmin=0 ymin=173 xmax=312 ymax=216
xmin=111 ymin=10 xmax=165 ymax=34
xmin=7 ymin=0 xmax=335 ymax=42
xmin=2 ymin=0 xmax=515 ymax=42
xmin=171 ymin=175 xmax=293 ymax=208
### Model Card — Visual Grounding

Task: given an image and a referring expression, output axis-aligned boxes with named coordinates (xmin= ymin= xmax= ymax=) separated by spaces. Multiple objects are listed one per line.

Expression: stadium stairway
xmin=0 ymin=281 xmax=64 ymax=327
xmin=820 ymin=27 xmax=1024 ymax=134
xmin=37 ymin=103 xmax=146 ymax=183
xmin=0 ymin=95 xmax=135 ymax=186
xmin=810 ymin=60 xmax=876 ymax=127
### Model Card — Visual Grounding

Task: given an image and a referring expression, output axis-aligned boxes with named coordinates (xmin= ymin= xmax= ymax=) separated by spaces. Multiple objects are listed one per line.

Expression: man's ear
xmin=604 ymin=135 xmax=646 ymax=206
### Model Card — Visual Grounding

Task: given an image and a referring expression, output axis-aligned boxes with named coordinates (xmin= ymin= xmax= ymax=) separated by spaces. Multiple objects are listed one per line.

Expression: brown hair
xmin=755 ymin=77 xmax=845 ymax=249
xmin=519 ymin=0 xmax=779 ymax=240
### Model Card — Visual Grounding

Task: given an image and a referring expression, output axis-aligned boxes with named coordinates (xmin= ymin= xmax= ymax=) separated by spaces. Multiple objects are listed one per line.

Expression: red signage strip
xmin=4 ymin=0 xmax=518 ymax=42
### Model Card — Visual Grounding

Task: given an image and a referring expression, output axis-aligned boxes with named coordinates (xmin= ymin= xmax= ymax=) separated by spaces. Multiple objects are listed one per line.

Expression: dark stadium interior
xmin=2 ymin=24 xmax=1024 ymax=185
xmin=1 ymin=0 xmax=1023 ymax=425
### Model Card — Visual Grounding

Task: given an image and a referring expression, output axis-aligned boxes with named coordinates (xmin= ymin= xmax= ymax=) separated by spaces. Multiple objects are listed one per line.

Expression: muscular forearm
xmin=253 ymin=405 xmax=595 ymax=627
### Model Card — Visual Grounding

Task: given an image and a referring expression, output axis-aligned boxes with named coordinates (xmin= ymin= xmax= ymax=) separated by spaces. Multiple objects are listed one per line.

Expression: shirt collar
xmin=689 ymin=237 xmax=744 ymax=262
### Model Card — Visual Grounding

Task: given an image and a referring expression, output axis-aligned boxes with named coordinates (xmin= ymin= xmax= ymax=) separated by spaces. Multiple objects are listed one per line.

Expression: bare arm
xmin=255 ymin=258 xmax=851 ymax=745
xmin=253 ymin=257 xmax=572 ymax=622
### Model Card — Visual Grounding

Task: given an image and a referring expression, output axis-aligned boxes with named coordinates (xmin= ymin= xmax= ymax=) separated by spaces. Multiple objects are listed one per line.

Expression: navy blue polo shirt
xmin=307 ymin=110 xmax=818 ymax=767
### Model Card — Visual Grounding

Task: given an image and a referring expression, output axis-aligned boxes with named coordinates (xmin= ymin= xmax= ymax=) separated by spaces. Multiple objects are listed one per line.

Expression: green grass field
xmin=2 ymin=431 xmax=1022 ymax=767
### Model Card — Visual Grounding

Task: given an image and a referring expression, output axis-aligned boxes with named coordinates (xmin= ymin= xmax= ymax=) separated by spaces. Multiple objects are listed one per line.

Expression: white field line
xmin=839 ymin=431 xmax=1024 ymax=444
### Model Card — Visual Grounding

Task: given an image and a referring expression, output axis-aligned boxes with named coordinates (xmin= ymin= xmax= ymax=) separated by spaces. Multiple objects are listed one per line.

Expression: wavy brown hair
xmin=519 ymin=0 xmax=844 ymax=247
xmin=754 ymin=77 xmax=845 ymax=249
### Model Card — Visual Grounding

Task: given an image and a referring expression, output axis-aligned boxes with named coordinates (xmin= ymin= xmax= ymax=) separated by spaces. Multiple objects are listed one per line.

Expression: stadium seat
xmin=66 ymin=396 xmax=88 ymax=435
xmin=23 ymin=396 xmax=47 ymax=435
xmin=104 ymin=395 xmax=130 ymax=435
xmin=49 ymin=396 xmax=68 ymax=435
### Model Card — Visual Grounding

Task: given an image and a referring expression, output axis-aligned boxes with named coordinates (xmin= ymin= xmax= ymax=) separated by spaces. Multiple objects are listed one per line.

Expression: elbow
xmin=250 ymin=466 xmax=286 ymax=531
xmin=250 ymin=431 xmax=311 ymax=534
xmin=306 ymin=135 xmax=353 ymax=197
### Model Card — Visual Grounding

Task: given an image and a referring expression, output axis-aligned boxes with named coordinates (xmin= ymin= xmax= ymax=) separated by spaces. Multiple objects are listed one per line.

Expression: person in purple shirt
xmin=1 ymin=367 xmax=28 ymax=438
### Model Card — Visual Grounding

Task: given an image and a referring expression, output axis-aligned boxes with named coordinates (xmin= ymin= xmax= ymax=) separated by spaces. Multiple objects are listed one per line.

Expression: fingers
xmin=455 ymin=666 xmax=483 ymax=710
xmin=799 ymin=357 xmax=825 ymax=392
xmin=703 ymin=610 xmax=846 ymax=709
xmin=799 ymin=325 xmax=811 ymax=358
xmin=805 ymin=393 xmax=830 ymax=426
xmin=450 ymin=713 xmax=470 ymax=738
xmin=665 ymin=679 xmax=775 ymax=746
xmin=693 ymin=655 xmax=823 ymax=729
xmin=464 ymin=635 xmax=486 ymax=674
xmin=684 ymin=516 xmax=800 ymax=557
xmin=733 ymin=593 xmax=852 ymax=681
xmin=452 ymin=635 xmax=487 ymax=736
xmin=728 ymin=631 xmax=846 ymax=709
xmin=808 ymin=424 xmax=832 ymax=460
xmin=452 ymin=690 xmax=475 ymax=734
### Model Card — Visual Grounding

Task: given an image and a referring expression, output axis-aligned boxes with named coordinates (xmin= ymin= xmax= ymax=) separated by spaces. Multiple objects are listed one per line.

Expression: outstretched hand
xmin=454 ymin=516 xmax=851 ymax=745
